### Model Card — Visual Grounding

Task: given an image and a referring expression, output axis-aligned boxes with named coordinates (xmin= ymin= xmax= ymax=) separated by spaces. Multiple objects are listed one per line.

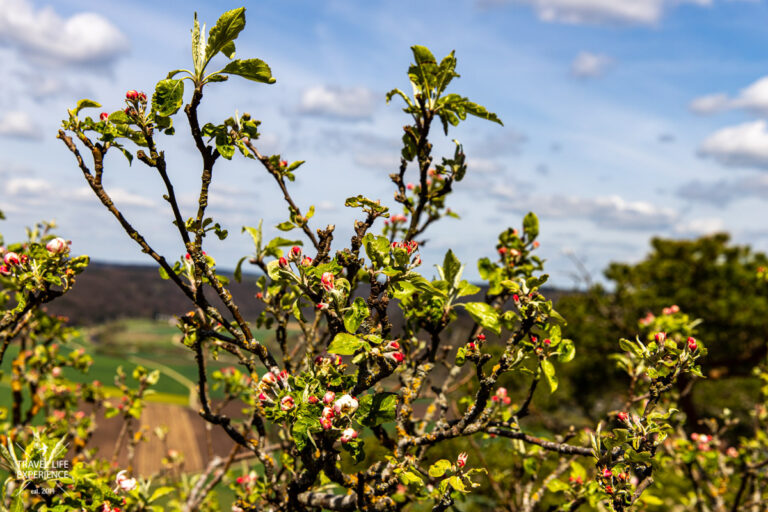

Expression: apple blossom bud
xmin=386 ymin=351 xmax=404 ymax=364
xmin=278 ymin=257 xmax=289 ymax=268
xmin=321 ymin=272 xmax=335 ymax=291
xmin=513 ymin=294 xmax=520 ymax=303
xmin=317 ymin=302 xmax=329 ymax=310
xmin=617 ymin=412 xmax=629 ymax=423
xmin=320 ymin=417 xmax=333 ymax=430
xmin=280 ymin=160 xmax=288 ymax=168
xmin=126 ymin=90 xmax=139 ymax=100
xmin=340 ymin=427 xmax=358 ymax=443
xmin=655 ymin=332 xmax=666 ymax=343
xmin=261 ymin=372 xmax=277 ymax=386
xmin=533 ymin=241 xmax=540 ymax=248
xmin=687 ymin=337 xmax=697 ymax=351
xmin=456 ymin=452 xmax=468 ymax=468
xmin=543 ymin=338 xmax=551 ymax=346
xmin=322 ymin=406 xmax=334 ymax=419
xmin=477 ymin=334 xmax=486 ymax=342
xmin=467 ymin=342 xmax=476 ymax=350
xmin=280 ymin=396 xmax=295 ymax=411
xmin=333 ymin=394 xmax=359 ymax=416
xmin=51 ymin=367 xmax=62 ymax=378
xmin=602 ymin=468 xmax=612 ymax=478
xmin=46 ymin=237 xmax=69 ymax=254
xmin=0 ymin=265 xmax=10 ymax=276
xmin=301 ymin=256 xmax=312 ymax=266
xmin=100 ymin=112 xmax=109 ymax=121
xmin=385 ymin=341 xmax=400 ymax=351
xmin=291 ymin=246 xmax=302 ymax=257
xmin=256 ymin=292 xmax=263 ymax=299
xmin=115 ymin=470 xmax=137 ymax=492
xmin=308 ymin=395 xmax=319 ymax=404
xmin=323 ymin=391 xmax=336 ymax=405
xmin=406 ymin=183 xmax=414 ymax=190
xmin=4 ymin=252 xmax=20 ymax=266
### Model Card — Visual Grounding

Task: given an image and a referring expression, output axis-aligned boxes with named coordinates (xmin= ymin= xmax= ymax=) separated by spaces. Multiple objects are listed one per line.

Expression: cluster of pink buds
xmin=662 ymin=304 xmax=680 ymax=315
xmin=391 ymin=240 xmax=419 ymax=255
xmin=314 ymin=353 xmax=342 ymax=367
xmin=383 ymin=340 xmax=404 ymax=364
xmin=114 ymin=470 xmax=137 ymax=492
xmin=389 ymin=214 xmax=407 ymax=224
xmin=691 ymin=432 xmax=713 ymax=451
xmin=456 ymin=452 xmax=468 ymax=468
xmin=46 ymin=237 xmax=70 ymax=254
xmin=687 ymin=336 xmax=698 ymax=351
xmin=236 ymin=473 xmax=257 ymax=486
xmin=258 ymin=369 xmax=291 ymax=404
xmin=125 ymin=90 xmax=146 ymax=101
xmin=340 ymin=427 xmax=358 ymax=443
xmin=320 ymin=405 xmax=335 ymax=430
xmin=321 ymin=272 xmax=335 ymax=291
xmin=639 ymin=312 xmax=655 ymax=326
xmin=491 ymin=387 xmax=511 ymax=405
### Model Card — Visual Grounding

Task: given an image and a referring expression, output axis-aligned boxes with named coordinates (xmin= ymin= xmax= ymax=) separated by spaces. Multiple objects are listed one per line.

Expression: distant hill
xmin=45 ymin=262 xmax=573 ymax=325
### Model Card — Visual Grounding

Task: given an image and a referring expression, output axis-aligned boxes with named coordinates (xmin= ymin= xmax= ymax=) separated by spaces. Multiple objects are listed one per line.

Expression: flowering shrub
xmin=30 ymin=6 xmax=768 ymax=512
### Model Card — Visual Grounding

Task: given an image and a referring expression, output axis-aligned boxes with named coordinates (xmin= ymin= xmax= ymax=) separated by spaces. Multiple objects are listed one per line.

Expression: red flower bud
xmin=617 ymin=412 xmax=629 ymax=423
xmin=687 ymin=337 xmax=697 ymax=351
xmin=139 ymin=92 xmax=147 ymax=101
xmin=308 ymin=395 xmax=319 ymax=404
xmin=3 ymin=252 xmax=20 ymax=266
xmin=100 ymin=112 xmax=109 ymax=121
xmin=46 ymin=237 xmax=69 ymax=254
xmin=655 ymin=332 xmax=666 ymax=343
xmin=301 ymin=256 xmax=312 ymax=266
xmin=477 ymin=334 xmax=486 ymax=342
xmin=320 ymin=272 xmax=335 ymax=291
xmin=278 ymin=257 xmax=289 ymax=268
xmin=126 ymin=90 xmax=139 ymax=100
xmin=280 ymin=160 xmax=288 ymax=168
xmin=291 ymin=246 xmax=302 ymax=257
xmin=386 ymin=340 xmax=400 ymax=351
xmin=543 ymin=338 xmax=551 ymax=346
xmin=0 ymin=265 xmax=10 ymax=276
xmin=456 ymin=452 xmax=468 ymax=468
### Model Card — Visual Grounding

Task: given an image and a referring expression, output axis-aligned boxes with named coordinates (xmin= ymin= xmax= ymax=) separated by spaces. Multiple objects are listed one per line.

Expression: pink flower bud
xmin=0 ymin=265 xmax=10 ymax=276
xmin=4 ymin=252 xmax=20 ymax=266
xmin=457 ymin=452 xmax=468 ymax=468
xmin=467 ymin=342 xmax=476 ymax=351
xmin=655 ymin=332 xmax=666 ymax=343
xmin=51 ymin=367 xmax=62 ymax=378
xmin=126 ymin=90 xmax=139 ymax=100
xmin=513 ymin=294 xmax=520 ymax=303
xmin=320 ymin=417 xmax=333 ymax=430
xmin=280 ymin=160 xmax=288 ymax=168
xmin=139 ymin=92 xmax=147 ymax=101
xmin=256 ymin=292 xmax=263 ymax=299
xmin=533 ymin=241 xmax=540 ymax=248
xmin=317 ymin=302 xmax=329 ymax=310
xmin=687 ymin=337 xmax=697 ymax=351
xmin=291 ymin=246 xmax=302 ymax=257
xmin=278 ymin=256 xmax=289 ymax=268
xmin=498 ymin=247 xmax=507 ymax=255
xmin=385 ymin=341 xmax=400 ymax=351
xmin=322 ymin=406 xmax=335 ymax=419
xmin=301 ymin=256 xmax=312 ymax=266
xmin=386 ymin=351 xmax=405 ymax=364
xmin=115 ymin=470 xmax=137 ymax=492
xmin=308 ymin=395 xmax=319 ymax=404
xmin=617 ymin=412 xmax=629 ymax=423
xmin=261 ymin=372 xmax=277 ymax=386
xmin=320 ymin=272 xmax=335 ymax=291
xmin=100 ymin=112 xmax=109 ymax=121
xmin=477 ymin=334 xmax=486 ymax=342
xmin=340 ymin=427 xmax=358 ymax=443
xmin=46 ymin=237 xmax=69 ymax=254
xmin=323 ymin=391 xmax=336 ymax=405
xmin=602 ymin=468 xmax=612 ymax=478
xmin=406 ymin=183 xmax=414 ymax=190
xmin=280 ymin=395 xmax=295 ymax=411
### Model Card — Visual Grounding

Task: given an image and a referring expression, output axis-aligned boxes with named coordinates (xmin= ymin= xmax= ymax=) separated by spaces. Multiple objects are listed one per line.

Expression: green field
xmin=0 ymin=318 xmax=283 ymax=411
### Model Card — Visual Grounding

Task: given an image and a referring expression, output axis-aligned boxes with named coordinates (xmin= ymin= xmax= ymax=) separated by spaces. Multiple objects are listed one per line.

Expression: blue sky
xmin=2 ymin=0 xmax=768 ymax=286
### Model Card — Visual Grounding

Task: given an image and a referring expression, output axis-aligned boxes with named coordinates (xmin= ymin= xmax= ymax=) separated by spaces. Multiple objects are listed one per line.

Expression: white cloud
xmin=467 ymin=158 xmax=504 ymax=174
xmin=679 ymin=174 xmax=768 ymax=204
xmin=689 ymin=93 xmax=729 ymax=115
xmin=480 ymin=0 xmax=710 ymax=25
xmin=492 ymin=187 xmax=678 ymax=230
xmin=0 ymin=0 xmax=129 ymax=66
xmin=690 ymin=76 xmax=768 ymax=116
xmin=0 ymin=111 xmax=40 ymax=139
xmin=699 ymin=120 xmax=768 ymax=169
xmin=298 ymin=85 xmax=377 ymax=120
xmin=5 ymin=177 xmax=51 ymax=195
xmin=673 ymin=218 xmax=724 ymax=236
xmin=571 ymin=52 xmax=613 ymax=78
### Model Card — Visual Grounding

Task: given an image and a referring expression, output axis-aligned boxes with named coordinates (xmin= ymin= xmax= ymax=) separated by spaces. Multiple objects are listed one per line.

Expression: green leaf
xmin=74 ymin=99 xmax=101 ymax=115
xmin=328 ymin=333 xmax=365 ymax=355
xmin=242 ymin=222 xmax=262 ymax=251
xmin=148 ymin=486 xmax=175 ymax=503
xmin=343 ymin=297 xmax=370 ymax=333
xmin=464 ymin=302 xmax=501 ymax=335
xmin=219 ymin=58 xmax=276 ymax=84
xmin=411 ymin=45 xmax=437 ymax=67
xmin=292 ymin=414 xmax=319 ymax=451
xmin=557 ymin=339 xmax=575 ymax=363
xmin=275 ymin=221 xmax=295 ymax=232
xmin=234 ymin=256 xmax=247 ymax=283
xmin=523 ymin=212 xmax=539 ymax=240
xmin=399 ymin=470 xmax=424 ymax=487
xmin=152 ymin=79 xmax=185 ymax=117
xmin=440 ymin=249 xmax=462 ymax=286
xmin=429 ymin=459 xmax=453 ymax=478
xmin=358 ymin=392 xmax=398 ymax=427
xmin=541 ymin=359 xmax=558 ymax=393
xmin=205 ymin=8 xmax=246 ymax=63
xmin=463 ymin=101 xmax=503 ymax=126
xmin=448 ymin=475 xmax=468 ymax=493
